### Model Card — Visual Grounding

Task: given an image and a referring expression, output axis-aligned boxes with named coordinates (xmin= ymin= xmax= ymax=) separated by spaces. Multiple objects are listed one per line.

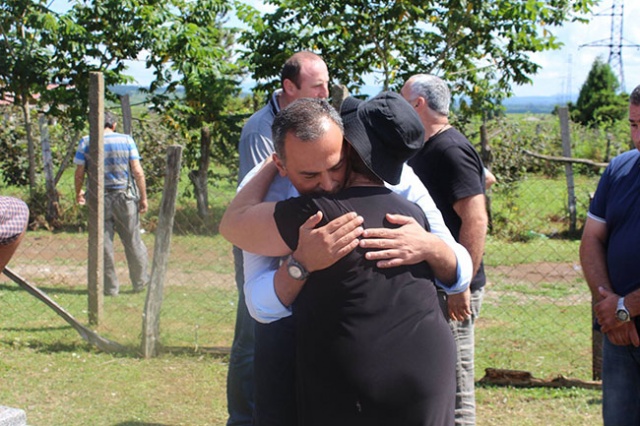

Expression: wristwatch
xmin=286 ymin=255 xmax=310 ymax=281
xmin=616 ymin=297 xmax=631 ymax=322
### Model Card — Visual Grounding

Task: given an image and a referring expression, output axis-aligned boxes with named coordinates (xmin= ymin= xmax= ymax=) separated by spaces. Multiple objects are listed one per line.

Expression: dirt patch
xmin=487 ymin=262 xmax=583 ymax=284
xmin=2 ymin=232 xmax=236 ymax=291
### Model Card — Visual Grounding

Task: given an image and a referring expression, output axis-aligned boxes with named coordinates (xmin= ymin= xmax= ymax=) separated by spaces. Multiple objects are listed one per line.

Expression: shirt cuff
xmin=244 ymin=269 xmax=292 ymax=323
xmin=435 ymin=241 xmax=472 ymax=294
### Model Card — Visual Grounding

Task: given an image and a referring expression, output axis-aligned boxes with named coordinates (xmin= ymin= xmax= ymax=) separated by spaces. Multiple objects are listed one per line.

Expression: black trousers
xmin=253 ymin=316 xmax=297 ymax=426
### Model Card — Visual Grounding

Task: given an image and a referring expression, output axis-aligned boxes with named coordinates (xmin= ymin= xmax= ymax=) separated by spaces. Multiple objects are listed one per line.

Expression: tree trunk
xmin=39 ymin=115 xmax=60 ymax=225
xmin=54 ymin=131 xmax=81 ymax=187
xmin=188 ymin=127 xmax=211 ymax=219
xmin=19 ymin=97 xmax=37 ymax=194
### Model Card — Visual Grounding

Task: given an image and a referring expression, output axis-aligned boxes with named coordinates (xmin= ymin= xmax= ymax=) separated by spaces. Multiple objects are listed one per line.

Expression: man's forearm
xmin=458 ymin=221 xmax=486 ymax=277
xmin=624 ymin=289 xmax=640 ymax=318
xmin=74 ymin=166 xmax=85 ymax=198
xmin=437 ymin=239 xmax=472 ymax=294
xmin=423 ymin=237 xmax=458 ymax=285
xmin=273 ymin=258 xmax=307 ymax=307
xmin=243 ymin=251 xmax=292 ymax=323
xmin=579 ymin=237 xmax=611 ymax=301
xmin=454 ymin=194 xmax=488 ymax=277
xmin=133 ymin=171 xmax=147 ymax=203
xmin=219 ymin=160 xmax=287 ymax=255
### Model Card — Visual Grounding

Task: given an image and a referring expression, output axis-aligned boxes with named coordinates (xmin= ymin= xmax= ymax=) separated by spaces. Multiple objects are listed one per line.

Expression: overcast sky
xmin=50 ymin=0 xmax=640 ymax=99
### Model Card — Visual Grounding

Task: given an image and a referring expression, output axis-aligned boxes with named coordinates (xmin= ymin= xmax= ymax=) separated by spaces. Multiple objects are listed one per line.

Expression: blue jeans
xmin=603 ymin=335 xmax=640 ymax=426
xmin=226 ymin=247 xmax=256 ymax=426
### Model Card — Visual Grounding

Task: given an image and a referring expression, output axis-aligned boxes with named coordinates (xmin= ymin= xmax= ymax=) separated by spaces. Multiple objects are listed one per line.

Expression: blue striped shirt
xmin=73 ymin=132 xmax=141 ymax=190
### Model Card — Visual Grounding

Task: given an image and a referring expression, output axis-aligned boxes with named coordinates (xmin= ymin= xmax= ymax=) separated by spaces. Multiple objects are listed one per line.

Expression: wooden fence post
xmin=120 ymin=94 xmax=133 ymax=136
xmin=142 ymin=145 xmax=183 ymax=358
xmin=558 ymin=107 xmax=577 ymax=234
xmin=88 ymin=72 xmax=104 ymax=325
xmin=480 ymin=121 xmax=494 ymax=231
xmin=39 ymin=115 xmax=59 ymax=224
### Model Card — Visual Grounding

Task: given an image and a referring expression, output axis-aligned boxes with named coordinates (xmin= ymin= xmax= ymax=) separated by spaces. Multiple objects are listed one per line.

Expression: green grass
xmin=485 ymin=236 xmax=581 ymax=266
xmin=490 ymin=174 xmax=600 ymax=241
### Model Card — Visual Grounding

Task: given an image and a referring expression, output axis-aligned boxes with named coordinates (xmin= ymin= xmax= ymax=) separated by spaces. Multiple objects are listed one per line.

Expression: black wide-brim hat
xmin=340 ymin=91 xmax=425 ymax=185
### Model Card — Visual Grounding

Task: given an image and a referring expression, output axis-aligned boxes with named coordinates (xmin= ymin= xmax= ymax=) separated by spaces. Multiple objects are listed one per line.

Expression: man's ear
xmin=282 ymin=78 xmax=296 ymax=95
xmin=414 ymin=96 xmax=426 ymax=109
xmin=272 ymin=153 xmax=287 ymax=177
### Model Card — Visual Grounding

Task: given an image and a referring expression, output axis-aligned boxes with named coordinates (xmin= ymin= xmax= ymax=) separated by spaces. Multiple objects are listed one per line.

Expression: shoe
xmin=132 ymin=284 xmax=147 ymax=293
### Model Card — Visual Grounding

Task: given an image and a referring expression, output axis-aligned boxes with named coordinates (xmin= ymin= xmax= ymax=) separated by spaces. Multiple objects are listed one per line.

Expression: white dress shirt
xmin=240 ymin=162 xmax=473 ymax=323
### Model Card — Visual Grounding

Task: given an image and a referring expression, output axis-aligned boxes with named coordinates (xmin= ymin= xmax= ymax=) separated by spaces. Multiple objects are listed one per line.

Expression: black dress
xmin=274 ymin=186 xmax=456 ymax=426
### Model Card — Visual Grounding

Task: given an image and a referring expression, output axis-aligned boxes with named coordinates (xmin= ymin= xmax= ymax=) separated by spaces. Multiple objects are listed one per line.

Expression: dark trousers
xmin=227 ymin=247 xmax=256 ymax=426
xmin=254 ymin=315 xmax=297 ymax=426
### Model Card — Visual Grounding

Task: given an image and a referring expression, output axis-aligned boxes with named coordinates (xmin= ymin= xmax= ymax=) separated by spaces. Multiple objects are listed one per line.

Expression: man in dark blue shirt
xmin=580 ymin=84 xmax=640 ymax=426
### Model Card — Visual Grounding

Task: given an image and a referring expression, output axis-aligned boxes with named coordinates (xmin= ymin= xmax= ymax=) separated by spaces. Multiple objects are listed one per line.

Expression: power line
xmin=579 ymin=0 xmax=640 ymax=93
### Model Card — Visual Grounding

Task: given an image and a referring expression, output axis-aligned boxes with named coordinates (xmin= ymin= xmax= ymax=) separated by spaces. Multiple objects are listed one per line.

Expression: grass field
xmin=0 ymin=172 xmax=605 ymax=425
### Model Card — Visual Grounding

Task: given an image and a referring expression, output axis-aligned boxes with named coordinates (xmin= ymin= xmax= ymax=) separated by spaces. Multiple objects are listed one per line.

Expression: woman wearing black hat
xmin=224 ymin=93 xmax=456 ymax=426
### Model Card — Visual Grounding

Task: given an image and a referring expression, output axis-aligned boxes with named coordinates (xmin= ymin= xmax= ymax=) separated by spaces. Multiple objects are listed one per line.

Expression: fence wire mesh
xmin=1 ymin=154 xmax=599 ymax=381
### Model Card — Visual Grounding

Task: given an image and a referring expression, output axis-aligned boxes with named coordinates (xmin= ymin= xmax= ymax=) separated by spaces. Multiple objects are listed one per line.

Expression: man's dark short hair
xmin=104 ymin=111 xmax=117 ymax=129
xmin=280 ymin=51 xmax=324 ymax=89
xmin=631 ymin=85 xmax=640 ymax=106
xmin=272 ymin=98 xmax=343 ymax=162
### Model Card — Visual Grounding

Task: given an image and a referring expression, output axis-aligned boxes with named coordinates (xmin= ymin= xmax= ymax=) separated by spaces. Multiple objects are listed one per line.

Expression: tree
xmin=240 ymin=0 xmax=595 ymax=117
xmin=572 ymin=57 xmax=627 ymax=127
xmin=0 ymin=0 xmax=56 ymax=193
xmin=144 ymin=0 xmax=247 ymax=219
xmin=0 ymin=0 xmax=175 ymax=195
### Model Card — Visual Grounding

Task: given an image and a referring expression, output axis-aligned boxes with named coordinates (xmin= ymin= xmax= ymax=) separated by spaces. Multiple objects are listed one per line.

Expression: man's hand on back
xmin=294 ymin=211 xmax=364 ymax=272
xmin=359 ymin=214 xmax=435 ymax=268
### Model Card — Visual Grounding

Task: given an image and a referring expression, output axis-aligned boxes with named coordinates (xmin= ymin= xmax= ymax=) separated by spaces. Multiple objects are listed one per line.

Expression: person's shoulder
xmin=440 ymin=127 xmax=473 ymax=148
xmin=609 ymin=149 xmax=640 ymax=169
xmin=240 ymin=110 xmax=275 ymax=144
xmin=244 ymin=100 xmax=276 ymax=127
xmin=104 ymin=132 xmax=131 ymax=140
xmin=613 ymin=149 xmax=640 ymax=161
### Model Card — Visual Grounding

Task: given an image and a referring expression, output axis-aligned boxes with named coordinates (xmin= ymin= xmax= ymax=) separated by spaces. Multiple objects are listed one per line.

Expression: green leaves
xmin=572 ymin=57 xmax=627 ymax=127
xmin=241 ymin=0 xmax=596 ymax=117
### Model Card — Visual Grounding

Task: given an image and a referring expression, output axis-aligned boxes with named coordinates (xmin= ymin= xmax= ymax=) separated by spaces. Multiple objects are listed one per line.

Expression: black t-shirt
xmin=408 ymin=127 xmax=487 ymax=291
xmin=273 ymin=186 xmax=455 ymax=425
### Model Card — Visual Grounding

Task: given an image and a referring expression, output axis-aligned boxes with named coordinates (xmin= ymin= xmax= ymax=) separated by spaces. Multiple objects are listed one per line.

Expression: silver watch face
xmin=617 ymin=309 xmax=630 ymax=322
xmin=288 ymin=264 xmax=303 ymax=279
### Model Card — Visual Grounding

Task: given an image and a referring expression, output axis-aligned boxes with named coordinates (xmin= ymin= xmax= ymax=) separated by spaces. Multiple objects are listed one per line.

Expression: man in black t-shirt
xmin=402 ymin=74 xmax=489 ymax=426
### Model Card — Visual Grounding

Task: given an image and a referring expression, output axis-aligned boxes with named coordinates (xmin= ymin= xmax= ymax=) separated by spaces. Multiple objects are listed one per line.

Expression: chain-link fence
xmin=1 ymin=163 xmax=599 ymax=381
xmin=2 ymin=103 xmax=613 ymax=384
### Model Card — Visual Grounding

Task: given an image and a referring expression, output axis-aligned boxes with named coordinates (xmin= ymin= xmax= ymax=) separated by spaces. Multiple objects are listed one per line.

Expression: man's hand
xmin=448 ymin=288 xmax=472 ymax=321
xmin=76 ymin=190 xmax=86 ymax=206
xmin=359 ymin=214 xmax=436 ymax=268
xmin=606 ymin=321 xmax=640 ymax=347
xmin=139 ymin=198 xmax=148 ymax=214
xmin=294 ymin=211 xmax=363 ymax=272
xmin=596 ymin=287 xmax=624 ymax=333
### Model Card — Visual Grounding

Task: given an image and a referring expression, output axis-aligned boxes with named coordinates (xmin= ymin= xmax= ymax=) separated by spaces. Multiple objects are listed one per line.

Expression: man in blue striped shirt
xmin=74 ymin=111 xmax=149 ymax=296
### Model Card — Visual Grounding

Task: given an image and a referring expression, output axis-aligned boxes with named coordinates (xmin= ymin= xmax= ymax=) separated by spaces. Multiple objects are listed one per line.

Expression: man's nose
xmin=318 ymin=85 xmax=329 ymax=99
xmin=317 ymin=174 xmax=335 ymax=192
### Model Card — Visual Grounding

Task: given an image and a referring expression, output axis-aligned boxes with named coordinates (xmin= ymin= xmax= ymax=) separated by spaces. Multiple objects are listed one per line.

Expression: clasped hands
xmin=595 ymin=287 xmax=639 ymax=347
